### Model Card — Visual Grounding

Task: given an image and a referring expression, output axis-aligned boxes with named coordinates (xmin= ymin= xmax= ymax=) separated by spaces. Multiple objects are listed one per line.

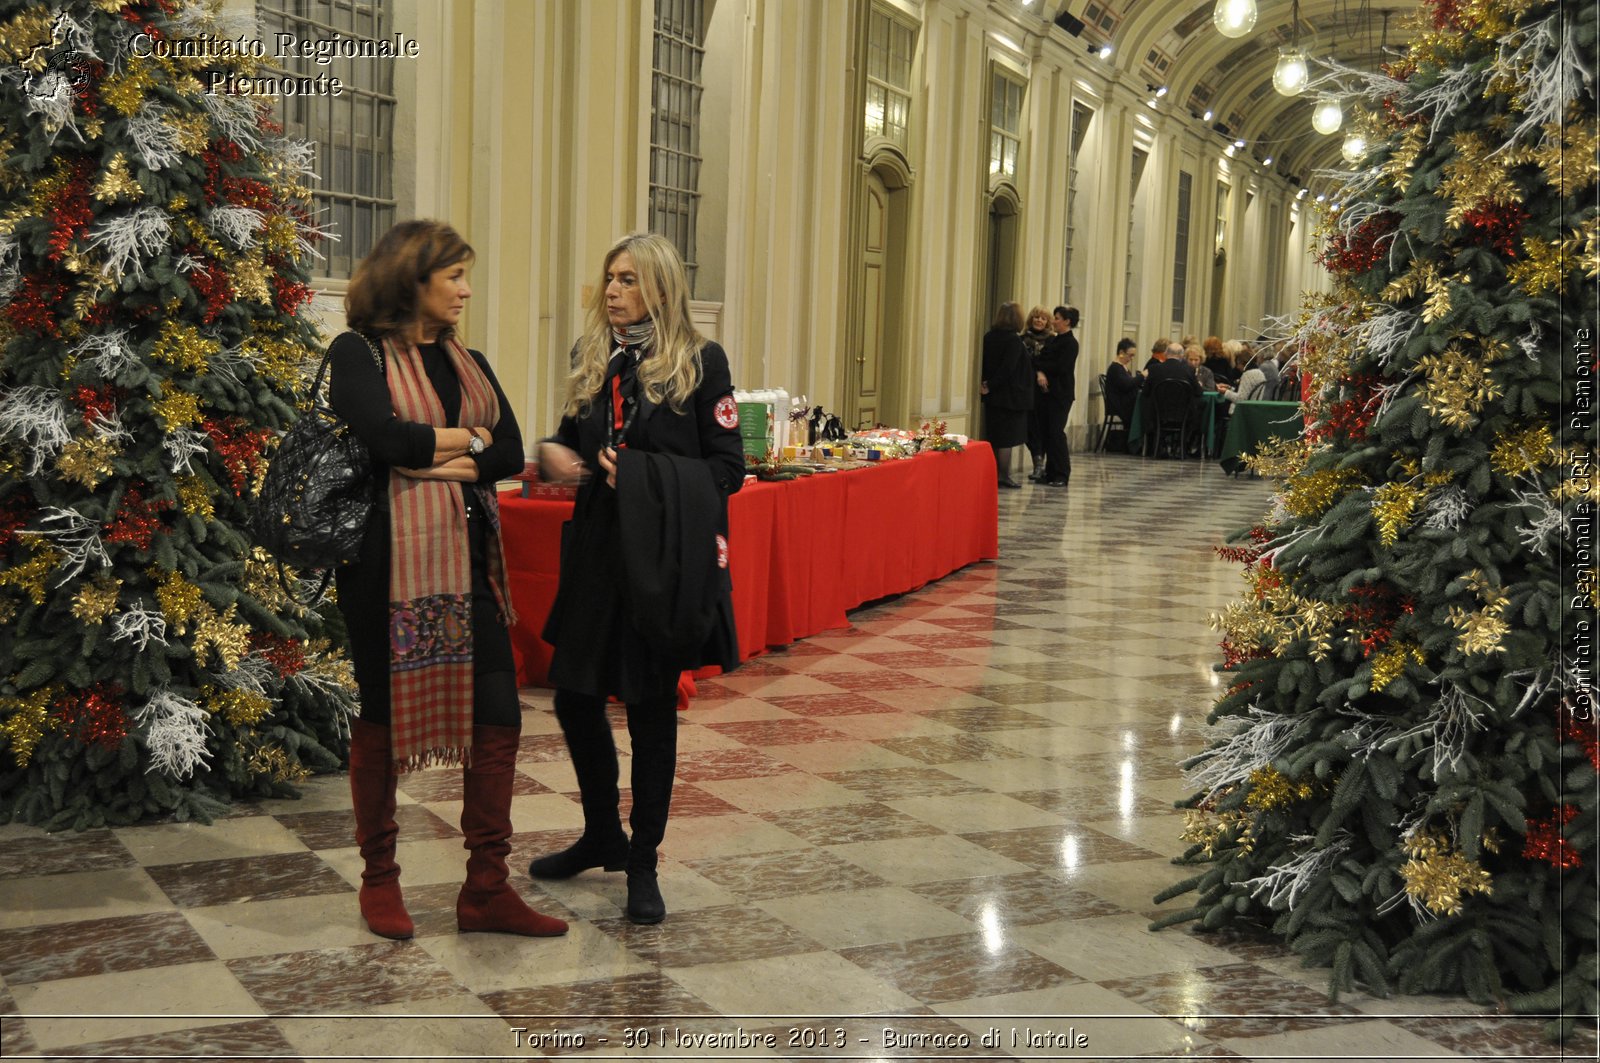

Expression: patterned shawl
xmin=383 ymin=335 xmax=512 ymax=770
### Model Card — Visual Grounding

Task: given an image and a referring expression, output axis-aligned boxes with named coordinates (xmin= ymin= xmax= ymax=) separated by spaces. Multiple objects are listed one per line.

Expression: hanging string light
xmin=1273 ymin=0 xmax=1309 ymax=96
xmin=1213 ymin=0 xmax=1258 ymax=38
xmin=1342 ymin=129 xmax=1368 ymax=163
xmin=1313 ymin=95 xmax=1344 ymax=134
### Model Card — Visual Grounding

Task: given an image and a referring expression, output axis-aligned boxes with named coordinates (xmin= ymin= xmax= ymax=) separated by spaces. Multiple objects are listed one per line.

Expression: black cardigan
xmin=327 ymin=331 xmax=524 ymax=709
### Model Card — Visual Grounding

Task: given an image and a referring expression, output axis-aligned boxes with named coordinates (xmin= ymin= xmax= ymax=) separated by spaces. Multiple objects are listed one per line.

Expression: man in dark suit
xmin=1145 ymin=343 xmax=1202 ymax=456
xmin=1033 ymin=306 xmax=1079 ymax=486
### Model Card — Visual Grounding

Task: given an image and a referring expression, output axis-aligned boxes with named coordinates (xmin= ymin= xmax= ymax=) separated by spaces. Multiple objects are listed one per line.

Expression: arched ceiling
xmin=1040 ymin=0 xmax=1425 ymax=181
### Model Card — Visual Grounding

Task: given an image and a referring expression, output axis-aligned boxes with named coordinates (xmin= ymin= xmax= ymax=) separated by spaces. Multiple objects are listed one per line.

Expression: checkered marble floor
xmin=1 ymin=453 xmax=1590 ymax=1061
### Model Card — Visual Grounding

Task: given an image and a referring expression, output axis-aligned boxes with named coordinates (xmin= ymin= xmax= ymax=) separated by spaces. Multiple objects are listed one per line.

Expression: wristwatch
xmin=468 ymin=433 xmax=486 ymax=456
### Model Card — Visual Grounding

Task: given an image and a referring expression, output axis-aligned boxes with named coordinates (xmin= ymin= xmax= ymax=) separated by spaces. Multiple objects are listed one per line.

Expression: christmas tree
xmin=1155 ymin=0 xmax=1598 ymax=1039
xmin=0 ymin=0 xmax=355 ymax=829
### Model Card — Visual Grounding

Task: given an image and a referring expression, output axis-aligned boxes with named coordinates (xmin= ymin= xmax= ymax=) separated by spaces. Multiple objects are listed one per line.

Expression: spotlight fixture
xmin=1155 ymin=85 xmax=1169 ymax=97
xmin=1315 ymin=193 xmax=1326 ymax=202
xmin=1262 ymin=155 xmax=1273 ymax=166
xmin=1312 ymin=95 xmax=1343 ymax=135
xmin=1099 ymin=44 xmax=1113 ymax=58
xmin=1233 ymin=138 xmax=1245 ymax=149
xmin=1212 ymin=0 xmax=1257 ymax=38
xmin=1202 ymin=109 xmax=1214 ymax=122
xmin=1296 ymin=188 xmax=1308 ymax=199
xmin=1341 ymin=130 xmax=1367 ymax=163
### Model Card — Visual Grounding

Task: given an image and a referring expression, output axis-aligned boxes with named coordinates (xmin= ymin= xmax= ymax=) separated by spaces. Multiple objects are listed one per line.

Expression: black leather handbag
xmin=250 ymin=333 xmax=383 ymax=601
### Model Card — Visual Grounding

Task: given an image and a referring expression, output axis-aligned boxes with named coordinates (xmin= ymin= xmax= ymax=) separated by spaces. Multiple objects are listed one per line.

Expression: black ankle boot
xmin=626 ymin=868 xmax=666 ymax=924
xmin=527 ymin=831 xmax=629 ymax=880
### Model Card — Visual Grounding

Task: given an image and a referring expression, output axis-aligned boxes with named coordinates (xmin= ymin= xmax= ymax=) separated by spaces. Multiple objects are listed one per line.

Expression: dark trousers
xmin=1042 ymin=399 xmax=1072 ymax=482
xmin=552 ymin=689 xmax=678 ymax=870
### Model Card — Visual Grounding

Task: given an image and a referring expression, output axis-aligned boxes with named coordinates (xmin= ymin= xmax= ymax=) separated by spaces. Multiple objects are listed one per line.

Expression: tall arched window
xmin=256 ymin=0 xmax=397 ymax=279
xmin=651 ymin=0 xmax=706 ymax=288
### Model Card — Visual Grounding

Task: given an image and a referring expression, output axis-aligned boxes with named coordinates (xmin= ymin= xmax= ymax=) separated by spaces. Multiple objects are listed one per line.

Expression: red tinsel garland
xmin=47 ymin=159 xmax=95 ymax=264
xmin=250 ymin=633 xmax=307 ymax=677
xmin=1344 ymin=583 xmax=1416 ymax=659
xmin=55 ymin=682 xmax=128 ymax=748
xmin=1461 ymin=203 xmax=1529 ymax=258
xmin=103 ymin=486 xmax=172 ymax=549
xmin=1307 ymin=375 xmax=1382 ymax=445
xmin=1320 ymin=212 xmax=1401 ymax=275
xmin=71 ymin=385 xmax=120 ymax=427
xmin=1523 ymin=805 xmax=1582 ymax=870
xmin=4 ymin=274 xmax=69 ymax=336
xmin=186 ymin=252 xmax=233 ymax=324
xmin=202 ymin=417 xmax=270 ymax=495
xmin=0 ymin=497 xmax=32 ymax=549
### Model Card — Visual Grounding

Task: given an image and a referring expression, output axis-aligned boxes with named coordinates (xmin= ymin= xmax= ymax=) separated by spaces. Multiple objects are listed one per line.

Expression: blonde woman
xmin=532 ymin=233 xmax=745 ymax=924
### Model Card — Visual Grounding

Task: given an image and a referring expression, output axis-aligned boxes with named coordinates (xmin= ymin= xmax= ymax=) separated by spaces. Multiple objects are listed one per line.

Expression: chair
xmin=1148 ymin=378 xmax=1196 ymax=460
xmin=1094 ymin=374 xmax=1126 ymax=452
xmin=1274 ymin=373 xmax=1302 ymax=402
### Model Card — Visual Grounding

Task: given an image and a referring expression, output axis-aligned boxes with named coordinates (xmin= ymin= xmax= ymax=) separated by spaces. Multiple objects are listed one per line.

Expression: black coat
xmin=1146 ymin=356 xmax=1200 ymax=396
xmin=981 ymin=327 xmax=1032 ymax=411
xmin=542 ymin=340 xmax=745 ymax=703
xmin=1036 ymin=330 xmax=1078 ymax=408
xmin=1104 ymin=360 xmax=1141 ymax=423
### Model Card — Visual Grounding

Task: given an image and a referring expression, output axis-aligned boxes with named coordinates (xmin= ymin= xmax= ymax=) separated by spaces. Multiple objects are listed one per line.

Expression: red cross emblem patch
xmin=716 ymin=534 xmax=729 ymax=569
xmin=714 ymin=395 xmax=739 ymax=429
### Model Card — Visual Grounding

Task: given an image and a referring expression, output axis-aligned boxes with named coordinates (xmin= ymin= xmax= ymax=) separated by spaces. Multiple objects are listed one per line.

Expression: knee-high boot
xmin=528 ymin=691 xmax=629 ymax=879
xmin=348 ymin=720 xmax=413 ymax=940
xmin=457 ymin=724 xmax=568 ymax=936
xmin=623 ymin=697 xmax=678 ymax=924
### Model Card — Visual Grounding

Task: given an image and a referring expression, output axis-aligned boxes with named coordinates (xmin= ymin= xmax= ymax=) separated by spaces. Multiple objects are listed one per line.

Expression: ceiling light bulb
xmin=1273 ymin=49 xmax=1309 ymax=96
xmin=1234 ymin=139 xmax=1246 ymax=149
xmin=1262 ymin=156 xmax=1273 ymax=166
xmin=1312 ymin=95 xmax=1343 ymax=135
xmin=1203 ymin=110 xmax=1214 ymax=122
xmin=1341 ymin=130 xmax=1367 ymax=163
xmin=1155 ymin=85 xmax=1169 ymax=97
xmin=1099 ymin=44 xmax=1113 ymax=58
xmin=1213 ymin=0 xmax=1258 ymax=39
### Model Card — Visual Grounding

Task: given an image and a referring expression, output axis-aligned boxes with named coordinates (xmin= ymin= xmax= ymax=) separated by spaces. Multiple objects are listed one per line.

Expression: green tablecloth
xmin=1217 ymin=400 xmax=1303 ymax=473
xmin=1126 ymin=390 xmax=1223 ymax=456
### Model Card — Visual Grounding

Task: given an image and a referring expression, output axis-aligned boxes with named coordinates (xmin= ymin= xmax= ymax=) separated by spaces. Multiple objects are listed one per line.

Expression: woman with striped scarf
xmin=329 ymin=220 xmax=566 ymax=941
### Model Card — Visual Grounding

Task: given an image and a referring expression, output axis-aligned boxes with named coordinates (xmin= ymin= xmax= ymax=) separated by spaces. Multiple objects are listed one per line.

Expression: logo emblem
xmin=715 ymin=534 xmax=729 ymax=569
xmin=714 ymin=396 xmax=739 ymax=429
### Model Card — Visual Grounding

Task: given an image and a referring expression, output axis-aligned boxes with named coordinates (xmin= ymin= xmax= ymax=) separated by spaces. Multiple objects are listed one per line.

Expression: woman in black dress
xmin=329 ymin=220 xmax=566 ymax=941
xmin=980 ymin=301 xmax=1031 ymax=488
xmin=529 ymin=232 xmax=745 ymax=924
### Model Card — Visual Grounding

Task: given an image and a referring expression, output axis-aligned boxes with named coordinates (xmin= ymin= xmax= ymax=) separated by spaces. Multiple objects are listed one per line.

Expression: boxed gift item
xmin=732 ymin=388 xmax=789 ymax=460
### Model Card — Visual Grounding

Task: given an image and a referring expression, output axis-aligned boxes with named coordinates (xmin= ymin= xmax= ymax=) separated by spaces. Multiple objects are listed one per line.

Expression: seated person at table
xmin=1143 ymin=338 xmax=1170 ymax=374
xmin=1202 ymin=335 xmax=1235 ymax=387
xmin=1104 ymin=338 xmax=1142 ymax=431
xmin=1145 ymin=342 xmax=1202 ymax=456
xmin=1218 ymin=341 xmax=1274 ymax=404
xmin=1185 ymin=345 xmax=1217 ymax=392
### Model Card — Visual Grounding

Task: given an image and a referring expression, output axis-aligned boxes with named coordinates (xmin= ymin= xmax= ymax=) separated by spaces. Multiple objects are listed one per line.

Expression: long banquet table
xmin=498 ymin=442 xmax=1001 ymax=688
xmin=1218 ymin=399 xmax=1303 ymax=474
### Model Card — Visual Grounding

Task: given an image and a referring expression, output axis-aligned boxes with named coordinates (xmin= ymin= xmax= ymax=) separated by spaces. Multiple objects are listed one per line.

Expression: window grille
xmin=1172 ymin=169 xmax=1193 ymax=324
xmin=1062 ymin=102 xmax=1092 ymax=305
xmin=865 ymin=6 xmax=914 ymax=148
xmin=651 ymin=0 xmax=706 ymax=287
xmin=255 ymin=0 xmax=396 ymax=280
xmin=988 ymin=70 xmax=1024 ymax=180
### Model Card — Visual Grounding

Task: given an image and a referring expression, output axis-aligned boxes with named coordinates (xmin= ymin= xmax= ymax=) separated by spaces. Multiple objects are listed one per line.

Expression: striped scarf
xmin=382 ymin=335 xmax=510 ymax=770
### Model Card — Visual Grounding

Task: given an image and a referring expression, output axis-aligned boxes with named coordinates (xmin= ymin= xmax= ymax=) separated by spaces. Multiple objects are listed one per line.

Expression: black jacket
xmin=1036 ymin=330 xmax=1079 ymax=407
xmin=542 ymin=340 xmax=744 ymax=702
xmin=981 ymin=328 xmax=1032 ymax=411
xmin=1104 ymin=361 xmax=1142 ymax=422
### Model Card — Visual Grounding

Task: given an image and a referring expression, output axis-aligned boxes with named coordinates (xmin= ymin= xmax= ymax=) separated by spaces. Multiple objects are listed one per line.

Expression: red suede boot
xmin=457 ymin=725 xmax=568 ymax=937
xmin=348 ymin=720 xmax=414 ymax=940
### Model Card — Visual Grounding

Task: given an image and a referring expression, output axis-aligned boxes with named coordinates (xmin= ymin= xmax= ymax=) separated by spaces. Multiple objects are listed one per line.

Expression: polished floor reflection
xmin=0 ymin=453 xmax=1587 ymax=1061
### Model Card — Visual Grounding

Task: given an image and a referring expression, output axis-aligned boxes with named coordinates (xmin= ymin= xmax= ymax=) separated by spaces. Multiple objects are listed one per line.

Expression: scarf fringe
xmin=394 ymin=745 xmax=470 ymax=774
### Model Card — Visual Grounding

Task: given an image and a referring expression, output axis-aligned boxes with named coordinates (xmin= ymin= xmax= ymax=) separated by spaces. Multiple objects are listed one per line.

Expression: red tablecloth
xmin=499 ymin=442 xmax=999 ymax=686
